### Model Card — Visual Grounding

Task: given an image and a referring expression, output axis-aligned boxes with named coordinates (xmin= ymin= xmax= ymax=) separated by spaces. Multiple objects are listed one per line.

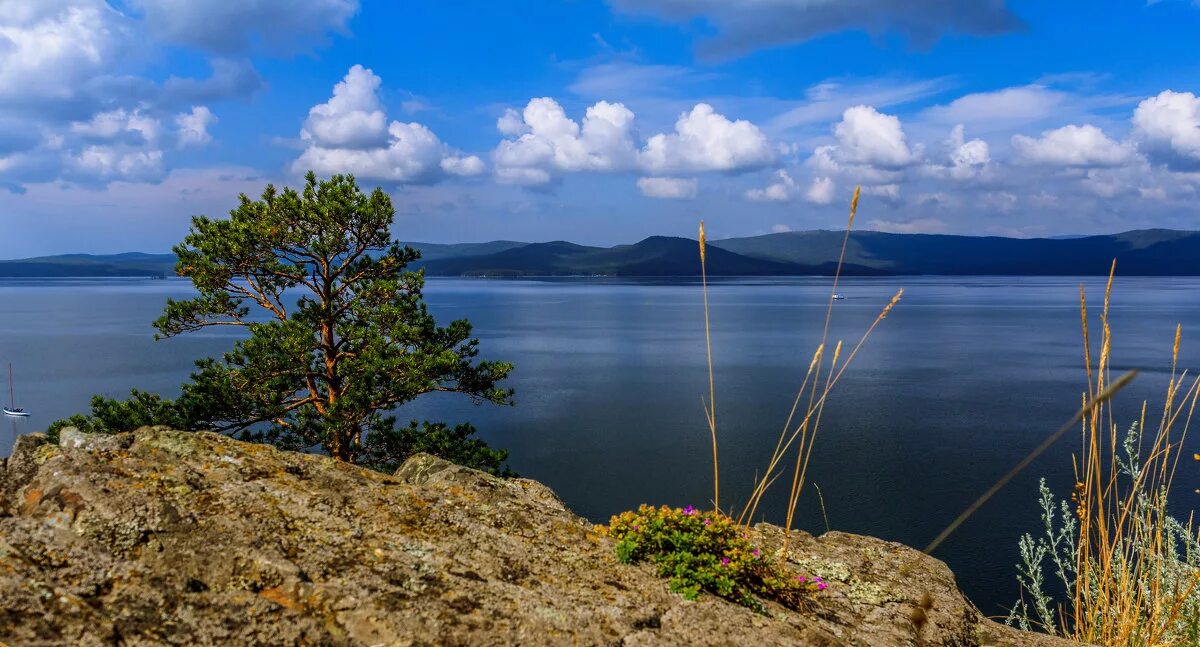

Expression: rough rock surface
xmin=0 ymin=427 xmax=1079 ymax=646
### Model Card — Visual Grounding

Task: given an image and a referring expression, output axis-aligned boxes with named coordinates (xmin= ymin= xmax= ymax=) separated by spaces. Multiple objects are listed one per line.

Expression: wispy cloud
xmin=568 ymin=61 xmax=721 ymax=99
xmin=766 ymin=77 xmax=953 ymax=135
xmin=608 ymin=0 xmax=1025 ymax=57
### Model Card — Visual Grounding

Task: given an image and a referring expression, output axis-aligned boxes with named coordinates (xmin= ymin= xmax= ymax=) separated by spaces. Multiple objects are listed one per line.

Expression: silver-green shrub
xmin=1007 ymin=423 xmax=1200 ymax=644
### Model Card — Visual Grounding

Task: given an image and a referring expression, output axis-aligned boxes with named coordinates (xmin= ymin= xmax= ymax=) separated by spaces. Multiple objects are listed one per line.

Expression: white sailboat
xmin=4 ymin=363 xmax=29 ymax=417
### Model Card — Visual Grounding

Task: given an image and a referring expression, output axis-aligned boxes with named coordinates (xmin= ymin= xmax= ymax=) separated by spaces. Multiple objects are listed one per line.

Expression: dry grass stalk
xmin=1066 ymin=265 xmax=1200 ymax=645
xmin=699 ymin=220 xmax=719 ymax=510
xmin=692 ymin=186 xmax=901 ymax=561
xmin=721 ymin=186 xmax=904 ymax=552
xmin=923 ymin=369 xmax=1138 ymax=556
xmin=738 ymin=286 xmax=902 ymax=528
xmin=1006 ymin=262 xmax=1200 ymax=646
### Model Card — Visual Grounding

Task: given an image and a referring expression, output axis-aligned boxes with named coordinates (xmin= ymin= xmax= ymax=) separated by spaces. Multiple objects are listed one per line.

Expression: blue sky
xmin=1 ymin=0 xmax=1200 ymax=256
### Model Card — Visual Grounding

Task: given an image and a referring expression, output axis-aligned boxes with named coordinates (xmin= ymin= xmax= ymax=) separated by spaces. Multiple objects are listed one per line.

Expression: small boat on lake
xmin=4 ymin=363 xmax=28 ymax=417
xmin=832 ymin=293 xmax=846 ymax=300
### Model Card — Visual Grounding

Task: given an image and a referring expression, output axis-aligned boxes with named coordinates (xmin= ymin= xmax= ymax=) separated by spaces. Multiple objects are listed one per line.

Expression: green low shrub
xmin=602 ymin=504 xmax=824 ymax=612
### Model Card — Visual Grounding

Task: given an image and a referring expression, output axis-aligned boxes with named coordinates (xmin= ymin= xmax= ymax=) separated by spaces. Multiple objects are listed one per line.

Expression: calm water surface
xmin=2 ymin=275 xmax=1199 ymax=615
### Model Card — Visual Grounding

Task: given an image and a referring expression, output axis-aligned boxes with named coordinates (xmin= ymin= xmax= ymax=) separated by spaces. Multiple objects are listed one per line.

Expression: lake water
xmin=2 ymin=275 xmax=1199 ymax=616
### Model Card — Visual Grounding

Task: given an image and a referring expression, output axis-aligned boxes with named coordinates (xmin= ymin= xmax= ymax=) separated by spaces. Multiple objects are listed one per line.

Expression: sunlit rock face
xmin=0 ymin=427 xmax=1076 ymax=646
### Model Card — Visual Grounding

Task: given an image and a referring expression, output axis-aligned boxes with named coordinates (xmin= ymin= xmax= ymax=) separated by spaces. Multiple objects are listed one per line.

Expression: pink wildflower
xmin=752 ymin=549 xmax=760 ymax=557
xmin=817 ymin=582 xmax=828 ymax=591
xmin=721 ymin=557 xmax=730 ymax=566
xmin=683 ymin=505 xmax=696 ymax=515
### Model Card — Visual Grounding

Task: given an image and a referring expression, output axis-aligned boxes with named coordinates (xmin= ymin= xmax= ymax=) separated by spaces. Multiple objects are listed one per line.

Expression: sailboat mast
xmin=8 ymin=363 xmax=13 ymax=409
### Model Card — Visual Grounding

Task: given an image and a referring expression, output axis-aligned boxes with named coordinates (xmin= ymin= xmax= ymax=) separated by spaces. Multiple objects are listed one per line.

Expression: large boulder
xmin=0 ymin=428 xmax=1078 ymax=646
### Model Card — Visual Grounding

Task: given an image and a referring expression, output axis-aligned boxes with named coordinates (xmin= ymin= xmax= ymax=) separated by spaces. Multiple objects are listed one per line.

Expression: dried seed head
xmin=1174 ymin=324 xmax=1182 ymax=365
xmin=918 ymin=592 xmax=934 ymax=610
xmin=909 ymin=606 xmax=928 ymax=631
xmin=849 ymin=185 xmax=861 ymax=226
xmin=879 ymin=289 xmax=904 ymax=319
xmin=698 ymin=220 xmax=707 ymax=264
xmin=807 ymin=343 xmax=825 ymax=374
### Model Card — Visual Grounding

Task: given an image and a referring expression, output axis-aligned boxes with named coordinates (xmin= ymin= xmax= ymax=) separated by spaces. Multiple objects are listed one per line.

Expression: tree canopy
xmin=54 ymin=172 xmax=513 ymax=472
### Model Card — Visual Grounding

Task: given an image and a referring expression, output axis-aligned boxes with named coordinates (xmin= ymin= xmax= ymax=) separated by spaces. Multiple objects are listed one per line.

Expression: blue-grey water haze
xmin=2 ymin=275 xmax=1198 ymax=616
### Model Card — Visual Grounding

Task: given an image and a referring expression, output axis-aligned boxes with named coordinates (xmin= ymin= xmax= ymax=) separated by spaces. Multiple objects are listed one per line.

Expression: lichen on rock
xmin=1 ymin=427 xmax=1079 ymax=646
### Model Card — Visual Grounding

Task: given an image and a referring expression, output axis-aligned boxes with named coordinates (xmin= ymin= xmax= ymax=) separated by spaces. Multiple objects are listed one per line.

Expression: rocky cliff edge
xmin=0 ymin=427 xmax=1078 ymax=646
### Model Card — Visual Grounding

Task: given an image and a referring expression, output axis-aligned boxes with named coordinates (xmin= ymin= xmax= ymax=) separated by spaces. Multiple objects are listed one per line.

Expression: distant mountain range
xmin=4 ymin=229 xmax=1200 ymax=277
xmin=0 ymin=252 xmax=177 ymax=278
xmin=707 ymin=228 xmax=1200 ymax=276
xmin=406 ymin=228 xmax=1200 ymax=277
xmin=403 ymin=236 xmax=891 ymax=277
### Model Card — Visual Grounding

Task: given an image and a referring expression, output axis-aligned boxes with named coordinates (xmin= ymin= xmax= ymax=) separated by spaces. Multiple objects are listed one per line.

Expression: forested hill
xmin=6 ymin=229 xmax=1200 ymax=277
xmin=410 ymin=229 xmax=1200 ymax=277
xmin=0 ymin=253 xmax=176 ymax=277
xmin=709 ymin=228 xmax=1200 ymax=276
xmin=414 ymin=236 xmax=888 ymax=277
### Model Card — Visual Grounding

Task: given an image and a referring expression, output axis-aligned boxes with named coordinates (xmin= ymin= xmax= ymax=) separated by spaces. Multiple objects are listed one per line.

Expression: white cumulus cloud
xmin=494 ymin=166 xmax=553 ymax=186
xmin=57 ymin=107 xmax=166 ymax=182
xmin=829 ymin=105 xmax=918 ymax=169
xmin=292 ymin=66 xmax=483 ymax=184
xmin=70 ymin=146 xmax=163 ymax=182
xmin=1132 ymin=90 xmax=1200 ymax=171
xmin=745 ymin=169 xmax=797 ymax=202
xmin=801 ymin=106 xmax=917 ymax=197
xmin=496 ymin=108 xmax=529 ymax=136
xmin=640 ymin=103 xmax=775 ymax=174
xmin=863 ymin=183 xmax=902 ymax=205
xmin=637 ymin=176 xmax=698 ymax=199
xmin=300 ymin=64 xmax=388 ymax=150
xmin=806 ymin=176 xmax=836 ymax=205
xmin=745 ymin=171 xmax=834 ymax=204
xmin=175 ymin=106 xmax=216 ymax=147
xmin=70 ymin=109 xmax=160 ymax=144
xmin=493 ymin=98 xmax=774 ymax=186
xmin=1012 ymin=124 xmax=1135 ymax=167
xmin=921 ymin=124 xmax=991 ymax=181
xmin=440 ymin=155 xmax=486 ymax=177
xmin=806 ymin=144 xmax=901 ymax=185
xmin=0 ymin=0 xmax=127 ymax=103
xmin=493 ymin=98 xmax=639 ymax=183
xmin=946 ymin=125 xmax=990 ymax=178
